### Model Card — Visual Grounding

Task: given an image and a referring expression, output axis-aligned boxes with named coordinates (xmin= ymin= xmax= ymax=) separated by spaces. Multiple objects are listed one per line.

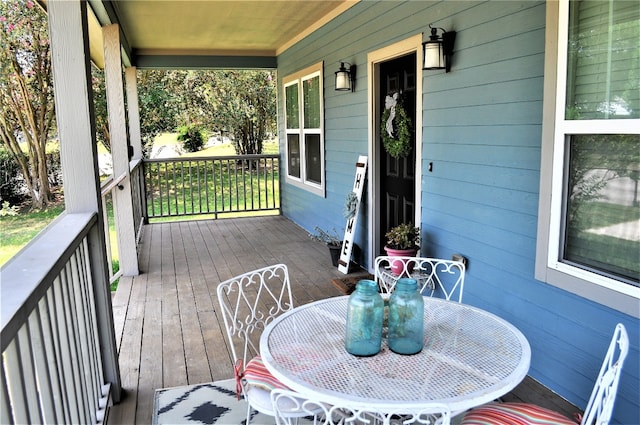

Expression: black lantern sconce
xmin=422 ymin=25 xmax=456 ymax=72
xmin=335 ymin=62 xmax=357 ymax=92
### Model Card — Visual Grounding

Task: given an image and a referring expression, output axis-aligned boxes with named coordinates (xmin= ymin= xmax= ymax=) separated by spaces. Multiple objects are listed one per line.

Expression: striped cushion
xmin=460 ymin=403 xmax=578 ymax=425
xmin=243 ymin=356 xmax=289 ymax=391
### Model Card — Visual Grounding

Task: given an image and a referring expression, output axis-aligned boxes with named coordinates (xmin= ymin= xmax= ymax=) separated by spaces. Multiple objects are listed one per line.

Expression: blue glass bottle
xmin=345 ymin=279 xmax=384 ymax=356
xmin=388 ymin=278 xmax=424 ymax=355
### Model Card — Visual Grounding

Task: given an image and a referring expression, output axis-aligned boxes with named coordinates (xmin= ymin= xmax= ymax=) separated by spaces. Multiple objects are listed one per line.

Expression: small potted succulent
xmin=310 ymin=227 xmax=343 ymax=267
xmin=384 ymin=223 xmax=420 ymax=275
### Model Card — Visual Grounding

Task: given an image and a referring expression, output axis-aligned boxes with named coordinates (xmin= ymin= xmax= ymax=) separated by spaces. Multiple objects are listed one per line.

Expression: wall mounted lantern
xmin=422 ymin=25 xmax=456 ymax=72
xmin=335 ymin=62 xmax=357 ymax=92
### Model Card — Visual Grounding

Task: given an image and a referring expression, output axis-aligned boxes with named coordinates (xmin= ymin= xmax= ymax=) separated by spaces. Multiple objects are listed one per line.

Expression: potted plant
xmin=384 ymin=223 xmax=420 ymax=275
xmin=310 ymin=227 xmax=343 ymax=267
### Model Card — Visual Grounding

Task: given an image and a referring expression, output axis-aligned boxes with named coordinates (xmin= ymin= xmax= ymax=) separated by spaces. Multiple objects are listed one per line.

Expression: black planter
xmin=328 ymin=244 xmax=341 ymax=267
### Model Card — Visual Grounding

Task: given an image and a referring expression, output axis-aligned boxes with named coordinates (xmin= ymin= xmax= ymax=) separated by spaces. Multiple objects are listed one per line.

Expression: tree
xmin=0 ymin=0 xmax=55 ymax=209
xmin=201 ymin=70 xmax=276 ymax=155
xmin=92 ymin=66 xmax=111 ymax=152
xmin=137 ymin=69 xmax=182 ymax=153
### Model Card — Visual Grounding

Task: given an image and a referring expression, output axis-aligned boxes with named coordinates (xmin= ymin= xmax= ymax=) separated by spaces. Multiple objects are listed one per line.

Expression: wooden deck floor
xmin=107 ymin=216 xmax=579 ymax=424
xmin=108 ymin=216 xmax=353 ymax=424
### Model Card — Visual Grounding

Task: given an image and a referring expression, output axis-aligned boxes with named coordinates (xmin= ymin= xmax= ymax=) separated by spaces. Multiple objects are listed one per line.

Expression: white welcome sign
xmin=338 ymin=155 xmax=368 ymax=274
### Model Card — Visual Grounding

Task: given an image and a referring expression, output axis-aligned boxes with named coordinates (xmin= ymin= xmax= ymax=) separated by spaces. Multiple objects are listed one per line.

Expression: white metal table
xmin=260 ymin=296 xmax=530 ymax=416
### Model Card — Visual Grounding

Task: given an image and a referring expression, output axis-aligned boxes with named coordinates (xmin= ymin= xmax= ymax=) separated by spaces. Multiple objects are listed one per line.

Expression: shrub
xmin=0 ymin=147 xmax=27 ymax=206
xmin=177 ymin=124 xmax=204 ymax=153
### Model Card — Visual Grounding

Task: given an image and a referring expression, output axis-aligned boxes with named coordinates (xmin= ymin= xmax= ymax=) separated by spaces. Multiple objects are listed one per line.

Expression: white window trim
xmin=283 ymin=62 xmax=325 ymax=196
xmin=536 ymin=0 xmax=640 ymax=318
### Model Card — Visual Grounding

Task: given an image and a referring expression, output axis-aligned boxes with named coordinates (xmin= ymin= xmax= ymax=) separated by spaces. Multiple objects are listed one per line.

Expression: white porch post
xmin=125 ymin=67 xmax=142 ymax=160
xmin=103 ymin=24 xmax=139 ymax=276
xmin=125 ymin=66 xmax=149 ymax=224
xmin=47 ymin=0 xmax=121 ymax=401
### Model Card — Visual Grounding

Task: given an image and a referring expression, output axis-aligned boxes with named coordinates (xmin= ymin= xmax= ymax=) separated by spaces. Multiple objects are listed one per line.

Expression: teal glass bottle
xmin=345 ymin=279 xmax=384 ymax=356
xmin=388 ymin=278 xmax=424 ymax=355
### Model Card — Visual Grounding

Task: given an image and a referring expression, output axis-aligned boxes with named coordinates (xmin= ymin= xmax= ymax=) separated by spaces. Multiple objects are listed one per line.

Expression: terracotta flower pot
xmin=384 ymin=246 xmax=418 ymax=275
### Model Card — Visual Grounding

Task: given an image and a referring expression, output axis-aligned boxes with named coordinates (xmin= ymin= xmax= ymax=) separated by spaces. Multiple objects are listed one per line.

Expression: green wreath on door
xmin=381 ymin=93 xmax=412 ymax=159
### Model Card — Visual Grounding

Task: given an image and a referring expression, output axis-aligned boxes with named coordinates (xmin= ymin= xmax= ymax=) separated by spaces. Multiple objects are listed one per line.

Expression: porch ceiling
xmin=85 ymin=0 xmax=357 ymax=69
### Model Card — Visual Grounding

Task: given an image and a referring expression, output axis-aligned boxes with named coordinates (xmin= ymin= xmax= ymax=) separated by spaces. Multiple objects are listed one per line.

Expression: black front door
xmin=378 ymin=53 xmax=417 ymax=253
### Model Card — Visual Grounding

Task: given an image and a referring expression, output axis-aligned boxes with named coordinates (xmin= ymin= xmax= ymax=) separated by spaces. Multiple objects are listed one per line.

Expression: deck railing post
xmin=103 ymin=23 xmax=139 ymax=277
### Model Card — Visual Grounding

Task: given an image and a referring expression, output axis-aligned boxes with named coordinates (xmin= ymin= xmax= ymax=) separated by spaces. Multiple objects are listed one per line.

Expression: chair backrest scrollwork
xmin=374 ymin=256 xmax=466 ymax=302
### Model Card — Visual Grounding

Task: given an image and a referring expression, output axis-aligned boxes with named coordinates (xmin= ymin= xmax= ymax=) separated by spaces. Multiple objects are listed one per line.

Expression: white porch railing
xmin=1 ymin=213 xmax=112 ymax=424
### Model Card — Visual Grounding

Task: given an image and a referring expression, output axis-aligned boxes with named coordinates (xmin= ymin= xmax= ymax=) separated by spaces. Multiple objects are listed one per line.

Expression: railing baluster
xmin=29 ymin=309 xmax=56 ymax=423
xmin=220 ymin=159 xmax=226 ymax=212
xmin=4 ymin=339 xmax=30 ymax=423
xmin=57 ymin=267 xmax=83 ymax=423
xmin=256 ymin=158 xmax=262 ymax=209
xmin=180 ymin=161 xmax=186 ymax=215
xmin=248 ymin=159 xmax=253 ymax=210
xmin=197 ymin=160 xmax=203 ymax=214
xmin=158 ymin=162 xmax=164 ymax=217
xmin=234 ymin=159 xmax=240 ymax=211
xmin=74 ymin=243 xmax=99 ymax=423
xmin=204 ymin=160 xmax=210 ymax=213
xmin=38 ymin=295 xmax=65 ymax=424
xmin=0 ymin=360 xmax=13 ymax=424
xmin=173 ymin=161 xmax=178 ymax=216
xmin=18 ymin=325 xmax=42 ymax=422
xmin=48 ymin=279 xmax=73 ymax=423
xmin=66 ymin=259 xmax=92 ymax=422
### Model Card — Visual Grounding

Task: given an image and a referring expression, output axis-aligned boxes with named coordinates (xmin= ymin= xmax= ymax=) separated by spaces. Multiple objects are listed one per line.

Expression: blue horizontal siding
xmin=278 ymin=2 xmax=639 ymax=424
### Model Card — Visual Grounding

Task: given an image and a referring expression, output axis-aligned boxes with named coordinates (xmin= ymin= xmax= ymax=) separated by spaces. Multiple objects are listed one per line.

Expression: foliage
xmin=309 ymin=226 xmax=342 ymax=246
xmin=0 ymin=200 xmax=20 ymax=216
xmin=381 ymin=98 xmax=412 ymax=159
xmin=91 ymin=66 xmax=111 ymax=152
xmin=177 ymin=124 xmax=204 ymax=153
xmin=195 ymin=70 xmax=277 ymax=155
xmin=0 ymin=0 xmax=56 ymax=208
xmin=385 ymin=223 xmax=420 ymax=250
xmin=96 ymin=69 xmax=276 ymax=158
xmin=343 ymin=192 xmax=358 ymax=219
xmin=137 ymin=70 xmax=183 ymax=155
xmin=0 ymin=146 xmax=26 ymax=205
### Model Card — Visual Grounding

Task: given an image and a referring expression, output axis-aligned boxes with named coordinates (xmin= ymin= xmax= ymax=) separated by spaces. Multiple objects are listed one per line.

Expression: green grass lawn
xmin=0 ymin=205 xmax=65 ymax=266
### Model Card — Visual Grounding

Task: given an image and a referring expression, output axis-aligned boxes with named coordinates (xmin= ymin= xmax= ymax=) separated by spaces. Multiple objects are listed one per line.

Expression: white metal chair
xmin=460 ymin=323 xmax=629 ymax=425
xmin=374 ymin=256 xmax=466 ymax=302
xmin=216 ymin=264 xmax=311 ymax=424
xmin=271 ymin=388 xmax=451 ymax=425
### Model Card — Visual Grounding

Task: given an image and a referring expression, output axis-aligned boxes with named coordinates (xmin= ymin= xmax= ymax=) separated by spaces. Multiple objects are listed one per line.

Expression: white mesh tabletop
xmin=259 ymin=296 xmax=530 ymax=414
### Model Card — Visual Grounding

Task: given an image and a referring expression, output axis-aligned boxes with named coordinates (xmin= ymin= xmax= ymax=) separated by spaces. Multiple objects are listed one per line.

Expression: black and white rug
xmin=153 ymin=379 xmax=274 ymax=425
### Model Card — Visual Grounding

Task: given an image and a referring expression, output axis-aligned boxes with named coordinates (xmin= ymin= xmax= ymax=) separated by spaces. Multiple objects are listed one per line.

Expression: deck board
xmin=108 ymin=215 xmax=579 ymax=424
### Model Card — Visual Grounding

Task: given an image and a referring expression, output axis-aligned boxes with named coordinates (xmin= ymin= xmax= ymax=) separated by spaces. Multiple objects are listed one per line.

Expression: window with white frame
xmin=283 ymin=62 xmax=325 ymax=195
xmin=537 ymin=0 xmax=639 ymax=315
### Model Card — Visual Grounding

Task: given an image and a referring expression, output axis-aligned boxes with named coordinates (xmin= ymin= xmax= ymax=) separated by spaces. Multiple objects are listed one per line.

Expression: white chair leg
xmin=245 ymin=402 xmax=252 ymax=425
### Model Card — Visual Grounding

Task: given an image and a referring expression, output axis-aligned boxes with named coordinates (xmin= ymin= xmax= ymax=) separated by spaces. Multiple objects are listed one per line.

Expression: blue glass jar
xmin=388 ymin=278 xmax=424 ymax=355
xmin=345 ymin=279 xmax=384 ymax=356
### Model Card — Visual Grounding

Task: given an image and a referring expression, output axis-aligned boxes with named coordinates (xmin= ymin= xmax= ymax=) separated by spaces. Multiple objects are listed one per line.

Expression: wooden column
xmin=47 ymin=0 xmax=121 ymax=402
xmin=125 ymin=67 xmax=142 ymax=160
xmin=103 ymin=24 xmax=139 ymax=276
